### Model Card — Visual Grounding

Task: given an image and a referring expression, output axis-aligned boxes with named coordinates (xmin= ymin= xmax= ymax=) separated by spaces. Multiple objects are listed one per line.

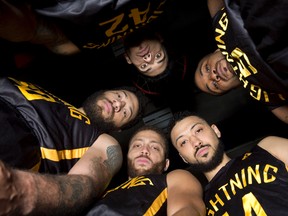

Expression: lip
xmin=135 ymin=157 xmax=150 ymax=165
xmin=216 ymin=61 xmax=229 ymax=81
xmin=103 ymin=100 xmax=113 ymax=114
xmin=217 ymin=59 xmax=235 ymax=80
xmin=196 ymin=146 xmax=209 ymax=157
xmin=137 ymin=44 xmax=149 ymax=56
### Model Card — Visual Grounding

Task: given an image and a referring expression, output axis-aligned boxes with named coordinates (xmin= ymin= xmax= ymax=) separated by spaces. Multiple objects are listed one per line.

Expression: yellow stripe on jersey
xmin=40 ymin=147 xmax=89 ymax=161
xmin=144 ymin=188 xmax=168 ymax=216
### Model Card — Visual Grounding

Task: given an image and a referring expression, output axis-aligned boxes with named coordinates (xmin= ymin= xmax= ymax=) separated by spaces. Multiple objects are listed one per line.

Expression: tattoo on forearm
xmin=105 ymin=144 xmax=122 ymax=174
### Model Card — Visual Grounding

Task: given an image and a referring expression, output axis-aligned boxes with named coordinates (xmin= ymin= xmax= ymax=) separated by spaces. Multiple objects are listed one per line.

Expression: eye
xmin=212 ymin=81 xmax=219 ymax=89
xmin=155 ymin=52 xmax=161 ymax=59
xmin=117 ymin=93 xmax=121 ymax=99
xmin=132 ymin=143 xmax=141 ymax=149
xmin=152 ymin=146 xmax=160 ymax=151
xmin=205 ymin=64 xmax=210 ymax=72
xmin=140 ymin=63 xmax=148 ymax=70
xmin=123 ymin=109 xmax=127 ymax=118
xmin=179 ymin=139 xmax=188 ymax=147
xmin=195 ymin=128 xmax=203 ymax=134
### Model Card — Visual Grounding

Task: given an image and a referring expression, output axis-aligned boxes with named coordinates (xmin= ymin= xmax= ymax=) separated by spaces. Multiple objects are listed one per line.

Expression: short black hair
xmin=168 ymin=110 xmax=209 ymax=136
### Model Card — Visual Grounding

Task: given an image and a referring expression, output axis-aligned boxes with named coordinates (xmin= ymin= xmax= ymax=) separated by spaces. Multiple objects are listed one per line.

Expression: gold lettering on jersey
xmin=70 ymin=107 xmax=91 ymax=124
xmin=215 ymin=11 xmax=228 ymax=45
xmin=214 ymin=11 xmax=286 ymax=103
xmin=83 ymin=0 xmax=166 ymax=49
xmin=103 ymin=176 xmax=154 ymax=197
xmin=206 ymin=164 xmax=277 ymax=215
xmin=11 ymin=78 xmax=57 ymax=102
xmin=10 ymin=78 xmax=90 ymax=124
xmin=100 ymin=13 xmax=128 ymax=37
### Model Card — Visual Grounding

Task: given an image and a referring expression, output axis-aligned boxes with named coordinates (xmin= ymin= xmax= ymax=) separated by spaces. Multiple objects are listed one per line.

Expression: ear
xmin=164 ymin=159 xmax=170 ymax=171
xmin=124 ymin=53 xmax=132 ymax=64
xmin=211 ymin=124 xmax=221 ymax=138
xmin=179 ymin=153 xmax=189 ymax=164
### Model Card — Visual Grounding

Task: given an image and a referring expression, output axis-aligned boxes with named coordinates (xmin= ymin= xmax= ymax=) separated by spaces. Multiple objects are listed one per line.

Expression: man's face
xmin=127 ymin=129 xmax=169 ymax=178
xmin=125 ymin=39 xmax=168 ymax=77
xmin=84 ymin=89 xmax=139 ymax=131
xmin=170 ymin=116 xmax=224 ymax=172
xmin=194 ymin=49 xmax=240 ymax=95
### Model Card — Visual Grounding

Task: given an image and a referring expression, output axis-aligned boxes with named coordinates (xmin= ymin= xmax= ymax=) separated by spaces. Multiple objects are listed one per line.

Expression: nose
xmin=209 ymin=69 xmax=220 ymax=82
xmin=141 ymin=146 xmax=150 ymax=155
xmin=143 ymin=52 xmax=152 ymax=62
xmin=112 ymin=99 xmax=125 ymax=112
xmin=189 ymin=136 xmax=202 ymax=149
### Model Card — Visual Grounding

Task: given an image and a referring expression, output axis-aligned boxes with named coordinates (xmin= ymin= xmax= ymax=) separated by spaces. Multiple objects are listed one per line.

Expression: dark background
xmin=1 ymin=0 xmax=288 ymax=186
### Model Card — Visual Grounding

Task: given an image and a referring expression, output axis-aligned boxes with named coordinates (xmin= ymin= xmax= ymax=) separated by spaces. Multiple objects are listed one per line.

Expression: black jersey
xmin=205 ymin=145 xmax=288 ymax=215
xmin=33 ymin=0 xmax=168 ymax=51
xmin=212 ymin=0 xmax=288 ymax=108
xmin=85 ymin=174 xmax=168 ymax=216
xmin=0 ymin=77 xmax=102 ymax=173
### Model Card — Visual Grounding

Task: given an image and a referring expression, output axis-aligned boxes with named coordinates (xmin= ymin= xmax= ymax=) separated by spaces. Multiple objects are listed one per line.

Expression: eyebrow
xmin=175 ymin=123 xmax=199 ymax=144
xmin=142 ymin=52 xmax=167 ymax=73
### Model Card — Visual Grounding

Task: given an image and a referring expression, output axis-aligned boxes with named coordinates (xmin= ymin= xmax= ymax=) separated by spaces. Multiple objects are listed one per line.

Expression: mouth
xmin=195 ymin=146 xmax=209 ymax=157
xmin=216 ymin=59 xmax=235 ymax=80
xmin=137 ymin=44 xmax=149 ymax=56
xmin=135 ymin=156 xmax=151 ymax=165
xmin=102 ymin=100 xmax=113 ymax=114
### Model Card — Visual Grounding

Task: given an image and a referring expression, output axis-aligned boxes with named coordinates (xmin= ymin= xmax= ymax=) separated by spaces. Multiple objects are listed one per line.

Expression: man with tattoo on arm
xmin=0 ymin=76 xmax=149 ymax=215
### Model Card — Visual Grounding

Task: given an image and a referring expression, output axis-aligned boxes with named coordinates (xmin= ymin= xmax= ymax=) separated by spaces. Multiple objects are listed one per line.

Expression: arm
xmin=166 ymin=169 xmax=206 ymax=216
xmin=0 ymin=0 xmax=80 ymax=55
xmin=207 ymin=0 xmax=224 ymax=18
xmin=0 ymin=133 xmax=123 ymax=216
xmin=271 ymin=105 xmax=288 ymax=124
xmin=257 ymin=136 xmax=288 ymax=166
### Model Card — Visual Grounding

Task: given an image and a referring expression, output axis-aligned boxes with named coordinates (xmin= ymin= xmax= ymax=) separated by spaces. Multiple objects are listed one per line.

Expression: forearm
xmin=0 ymin=161 xmax=97 ymax=216
xmin=0 ymin=0 xmax=80 ymax=55
xmin=31 ymin=16 xmax=80 ymax=55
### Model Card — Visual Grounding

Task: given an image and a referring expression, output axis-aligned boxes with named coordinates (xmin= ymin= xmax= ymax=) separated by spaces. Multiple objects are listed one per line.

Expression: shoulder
xmin=91 ymin=133 xmax=120 ymax=149
xmin=94 ymin=133 xmax=118 ymax=143
xmin=258 ymin=136 xmax=288 ymax=149
xmin=257 ymin=136 xmax=288 ymax=165
xmin=167 ymin=169 xmax=202 ymax=189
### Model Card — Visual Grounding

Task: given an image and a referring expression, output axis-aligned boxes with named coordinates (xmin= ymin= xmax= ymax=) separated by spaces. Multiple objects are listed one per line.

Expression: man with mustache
xmin=169 ymin=110 xmax=288 ymax=215
xmin=0 ymin=76 xmax=149 ymax=215
xmin=85 ymin=125 xmax=206 ymax=216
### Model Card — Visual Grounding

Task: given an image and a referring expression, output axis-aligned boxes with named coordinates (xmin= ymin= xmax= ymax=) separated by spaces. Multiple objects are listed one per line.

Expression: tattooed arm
xmin=0 ymin=133 xmax=123 ymax=216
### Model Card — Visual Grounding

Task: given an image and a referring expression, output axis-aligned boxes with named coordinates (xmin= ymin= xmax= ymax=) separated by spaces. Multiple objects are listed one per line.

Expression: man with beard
xmin=0 ymin=76 xmax=148 ymax=171
xmin=0 ymin=76 xmax=150 ymax=215
xmin=169 ymin=110 xmax=288 ymax=215
xmin=85 ymin=125 xmax=206 ymax=216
